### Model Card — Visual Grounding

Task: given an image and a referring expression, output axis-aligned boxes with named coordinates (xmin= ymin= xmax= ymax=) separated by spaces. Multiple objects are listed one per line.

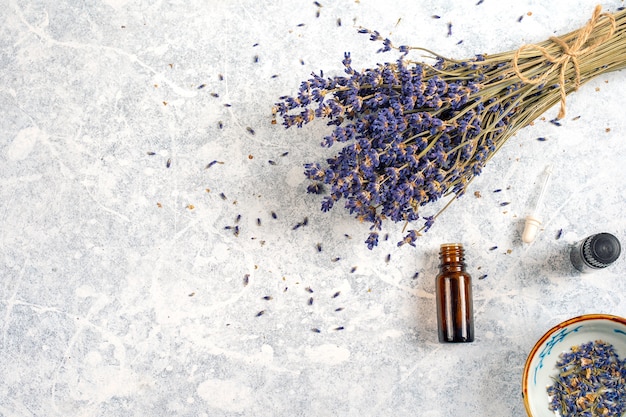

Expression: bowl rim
xmin=522 ymin=313 xmax=626 ymax=417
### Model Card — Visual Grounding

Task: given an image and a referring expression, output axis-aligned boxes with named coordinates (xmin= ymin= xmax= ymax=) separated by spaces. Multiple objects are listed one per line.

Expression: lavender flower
xmin=273 ymin=7 xmax=626 ymax=248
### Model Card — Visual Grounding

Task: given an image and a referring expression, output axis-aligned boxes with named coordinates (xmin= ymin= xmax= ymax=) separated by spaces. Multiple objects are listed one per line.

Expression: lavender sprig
xmin=273 ymin=7 xmax=626 ymax=248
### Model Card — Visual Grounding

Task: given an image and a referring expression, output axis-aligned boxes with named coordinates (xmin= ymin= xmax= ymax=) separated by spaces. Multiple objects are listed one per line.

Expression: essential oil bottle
xmin=570 ymin=232 xmax=621 ymax=273
xmin=436 ymin=243 xmax=475 ymax=343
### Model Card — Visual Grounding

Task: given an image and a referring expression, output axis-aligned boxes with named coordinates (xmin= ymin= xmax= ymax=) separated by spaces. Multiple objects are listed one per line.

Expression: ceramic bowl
xmin=522 ymin=314 xmax=626 ymax=417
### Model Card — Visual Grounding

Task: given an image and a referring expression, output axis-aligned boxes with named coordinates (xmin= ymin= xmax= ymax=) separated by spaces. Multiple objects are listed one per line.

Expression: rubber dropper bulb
xmin=522 ymin=216 xmax=541 ymax=243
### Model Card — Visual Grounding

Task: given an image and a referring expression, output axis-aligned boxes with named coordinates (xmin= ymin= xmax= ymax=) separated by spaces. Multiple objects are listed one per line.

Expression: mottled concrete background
xmin=1 ymin=1 xmax=625 ymax=416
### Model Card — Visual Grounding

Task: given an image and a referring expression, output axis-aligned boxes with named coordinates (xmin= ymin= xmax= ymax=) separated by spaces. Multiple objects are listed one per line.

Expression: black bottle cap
xmin=583 ymin=233 xmax=621 ymax=268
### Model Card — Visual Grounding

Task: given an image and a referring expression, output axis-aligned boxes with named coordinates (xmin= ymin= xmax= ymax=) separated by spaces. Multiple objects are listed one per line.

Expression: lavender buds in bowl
xmin=272 ymin=7 xmax=626 ymax=249
xmin=522 ymin=314 xmax=626 ymax=417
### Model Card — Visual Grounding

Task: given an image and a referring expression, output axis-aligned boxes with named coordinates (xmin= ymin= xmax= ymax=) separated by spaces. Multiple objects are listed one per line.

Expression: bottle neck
xmin=439 ymin=243 xmax=466 ymax=272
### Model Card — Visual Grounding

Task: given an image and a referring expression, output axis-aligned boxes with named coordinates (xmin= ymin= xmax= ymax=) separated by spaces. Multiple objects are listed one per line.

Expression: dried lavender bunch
xmin=273 ymin=6 xmax=626 ymax=249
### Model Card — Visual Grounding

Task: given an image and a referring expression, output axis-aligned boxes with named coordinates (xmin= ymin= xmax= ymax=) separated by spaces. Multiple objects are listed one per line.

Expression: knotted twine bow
xmin=513 ymin=5 xmax=616 ymax=119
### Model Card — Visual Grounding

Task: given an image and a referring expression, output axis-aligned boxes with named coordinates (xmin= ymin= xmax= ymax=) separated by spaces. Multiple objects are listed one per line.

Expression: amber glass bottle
xmin=436 ymin=243 xmax=474 ymax=343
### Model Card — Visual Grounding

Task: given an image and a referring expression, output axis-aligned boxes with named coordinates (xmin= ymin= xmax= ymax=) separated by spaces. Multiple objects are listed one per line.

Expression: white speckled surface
xmin=1 ymin=1 xmax=626 ymax=416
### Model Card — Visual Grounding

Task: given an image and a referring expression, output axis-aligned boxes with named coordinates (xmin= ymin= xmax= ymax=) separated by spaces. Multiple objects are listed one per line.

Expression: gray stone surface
xmin=1 ymin=1 xmax=625 ymax=416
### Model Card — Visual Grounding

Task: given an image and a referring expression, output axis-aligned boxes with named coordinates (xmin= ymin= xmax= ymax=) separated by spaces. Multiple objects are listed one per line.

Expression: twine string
xmin=513 ymin=5 xmax=616 ymax=119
